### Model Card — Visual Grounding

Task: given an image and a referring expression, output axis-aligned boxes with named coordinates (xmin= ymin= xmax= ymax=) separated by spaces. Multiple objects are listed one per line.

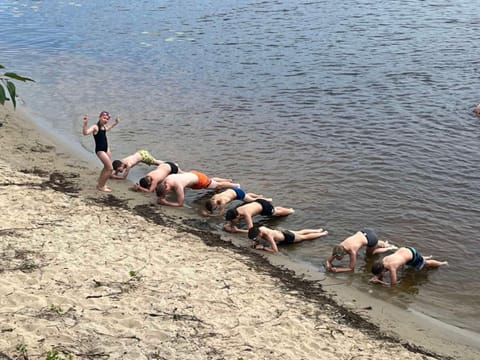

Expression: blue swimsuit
xmin=232 ymin=187 xmax=246 ymax=200
xmin=405 ymin=247 xmax=425 ymax=270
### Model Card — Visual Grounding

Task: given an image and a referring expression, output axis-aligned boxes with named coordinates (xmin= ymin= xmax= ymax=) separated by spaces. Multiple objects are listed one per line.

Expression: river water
xmin=1 ymin=0 xmax=479 ymax=336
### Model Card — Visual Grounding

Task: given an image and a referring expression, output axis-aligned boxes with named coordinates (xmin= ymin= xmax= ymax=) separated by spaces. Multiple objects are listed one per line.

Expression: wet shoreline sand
xmin=0 ymin=105 xmax=476 ymax=359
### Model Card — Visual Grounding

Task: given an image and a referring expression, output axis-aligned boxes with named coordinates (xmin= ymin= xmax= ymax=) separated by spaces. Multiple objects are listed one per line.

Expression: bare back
xmin=148 ymin=163 xmax=172 ymax=183
xmin=237 ymin=201 xmax=263 ymax=218
xmin=383 ymin=247 xmax=412 ymax=272
xmin=340 ymin=231 xmax=368 ymax=254
xmin=166 ymin=172 xmax=199 ymax=190
xmin=211 ymin=188 xmax=236 ymax=206
xmin=121 ymin=152 xmax=142 ymax=168
xmin=259 ymin=226 xmax=285 ymax=242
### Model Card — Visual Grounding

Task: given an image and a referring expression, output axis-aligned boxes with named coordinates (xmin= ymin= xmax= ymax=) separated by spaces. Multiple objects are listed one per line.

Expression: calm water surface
xmin=1 ymin=0 xmax=479 ymax=334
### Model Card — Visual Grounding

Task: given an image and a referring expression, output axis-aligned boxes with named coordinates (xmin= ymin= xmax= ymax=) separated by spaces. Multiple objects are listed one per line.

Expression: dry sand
xmin=0 ymin=105 xmax=463 ymax=359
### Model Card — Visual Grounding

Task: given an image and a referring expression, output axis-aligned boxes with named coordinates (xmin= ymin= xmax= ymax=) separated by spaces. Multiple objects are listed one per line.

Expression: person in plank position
xmin=111 ymin=150 xmax=163 ymax=179
xmin=370 ymin=246 xmax=448 ymax=286
xmin=325 ymin=229 xmax=397 ymax=273
xmin=156 ymin=170 xmax=239 ymax=207
xmin=223 ymin=199 xmax=294 ymax=233
xmin=204 ymin=187 xmax=270 ymax=216
xmin=247 ymin=225 xmax=328 ymax=253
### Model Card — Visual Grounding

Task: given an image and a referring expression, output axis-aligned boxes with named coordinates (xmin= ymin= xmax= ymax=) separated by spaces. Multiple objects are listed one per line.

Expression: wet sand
xmin=0 ymin=105 xmax=475 ymax=359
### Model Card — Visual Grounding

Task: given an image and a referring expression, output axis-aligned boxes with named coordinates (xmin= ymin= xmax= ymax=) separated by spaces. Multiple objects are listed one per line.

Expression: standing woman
xmin=82 ymin=111 xmax=119 ymax=192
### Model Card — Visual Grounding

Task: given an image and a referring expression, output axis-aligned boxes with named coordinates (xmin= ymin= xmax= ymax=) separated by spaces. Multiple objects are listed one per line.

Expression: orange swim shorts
xmin=190 ymin=170 xmax=212 ymax=189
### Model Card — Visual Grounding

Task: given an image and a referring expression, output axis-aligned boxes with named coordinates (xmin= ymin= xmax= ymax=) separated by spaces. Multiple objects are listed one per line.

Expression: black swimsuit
xmin=94 ymin=128 xmax=108 ymax=153
xmin=166 ymin=161 xmax=179 ymax=174
xmin=255 ymin=199 xmax=275 ymax=216
xmin=277 ymin=230 xmax=295 ymax=246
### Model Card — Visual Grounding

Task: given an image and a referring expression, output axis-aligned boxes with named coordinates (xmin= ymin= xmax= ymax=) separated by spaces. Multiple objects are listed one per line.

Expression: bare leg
xmin=211 ymin=177 xmax=233 ymax=182
xmin=244 ymin=193 xmax=273 ymax=202
xmin=294 ymin=229 xmax=329 ymax=241
xmin=97 ymin=151 xmax=113 ymax=192
xmin=273 ymin=206 xmax=295 ymax=216
xmin=210 ymin=179 xmax=240 ymax=189
xmin=371 ymin=240 xmax=398 ymax=255
xmin=425 ymin=259 xmax=448 ymax=268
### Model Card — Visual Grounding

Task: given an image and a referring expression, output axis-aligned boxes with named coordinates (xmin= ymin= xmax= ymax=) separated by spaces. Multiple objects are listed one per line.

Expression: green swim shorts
xmin=138 ymin=150 xmax=156 ymax=166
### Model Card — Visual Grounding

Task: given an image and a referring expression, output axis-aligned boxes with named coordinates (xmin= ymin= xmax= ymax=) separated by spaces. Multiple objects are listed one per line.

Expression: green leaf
xmin=4 ymin=72 xmax=35 ymax=82
xmin=0 ymin=85 xmax=6 ymax=105
xmin=6 ymin=81 xmax=16 ymax=108
xmin=0 ymin=64 xmax=5 ymax=69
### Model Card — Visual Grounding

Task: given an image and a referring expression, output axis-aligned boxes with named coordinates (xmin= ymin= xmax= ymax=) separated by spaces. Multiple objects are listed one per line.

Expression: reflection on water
xmin=1 ymin=0 xmax=480 ymax=333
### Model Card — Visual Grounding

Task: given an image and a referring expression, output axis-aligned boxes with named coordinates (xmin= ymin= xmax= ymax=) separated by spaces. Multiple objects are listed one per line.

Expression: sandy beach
xmin=0 ymin=105 xmax=467 ymax=360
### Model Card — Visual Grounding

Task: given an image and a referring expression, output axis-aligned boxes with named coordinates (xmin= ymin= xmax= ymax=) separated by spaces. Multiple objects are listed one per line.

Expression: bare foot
xmin=384 ymin=241 xmax=398 ymax=250
xmin=97 ymin=185 xmax=112 ymax=192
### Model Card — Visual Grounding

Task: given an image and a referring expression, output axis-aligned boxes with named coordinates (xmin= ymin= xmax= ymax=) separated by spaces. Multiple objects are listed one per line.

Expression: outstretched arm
xmin=82 ymin=115 xmax=97 ymax=135
xmin=106 ymin=117 xmax=120 ymax=131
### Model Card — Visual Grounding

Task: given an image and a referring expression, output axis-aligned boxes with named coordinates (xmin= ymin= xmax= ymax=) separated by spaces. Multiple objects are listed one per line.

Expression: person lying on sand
xmin=248 ymin=225 xmax=328 ymax=253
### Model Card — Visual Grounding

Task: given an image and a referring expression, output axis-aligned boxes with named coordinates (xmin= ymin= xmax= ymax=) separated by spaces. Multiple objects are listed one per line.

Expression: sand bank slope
xmin=0 ymin=106 xmax=443 ymax=359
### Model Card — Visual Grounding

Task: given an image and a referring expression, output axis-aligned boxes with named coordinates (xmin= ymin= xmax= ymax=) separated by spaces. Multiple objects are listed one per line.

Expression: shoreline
xmin=0 ymin=105 xmax=477 ymax=359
